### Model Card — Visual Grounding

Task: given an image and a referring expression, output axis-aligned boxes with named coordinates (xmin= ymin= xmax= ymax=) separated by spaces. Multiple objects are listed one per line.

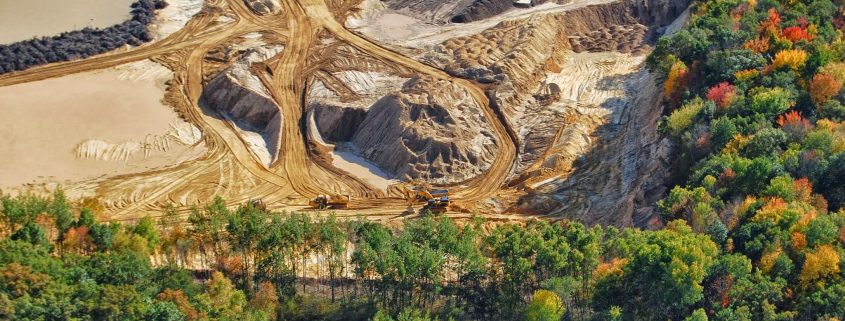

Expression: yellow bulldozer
xmin=309 ymin=194 xmax=350 ymax=210
xmin=398 ymin=183 xmax=450 ymax=214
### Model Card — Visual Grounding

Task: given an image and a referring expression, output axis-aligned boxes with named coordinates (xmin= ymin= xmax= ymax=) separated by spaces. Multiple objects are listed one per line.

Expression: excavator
xmin=309 ymin=194 xmax=350 ymax=210
xmin=398 ymin=182 xmax=450 ymax=214
xmin=247 ymin=199 xmax=267 ymax=211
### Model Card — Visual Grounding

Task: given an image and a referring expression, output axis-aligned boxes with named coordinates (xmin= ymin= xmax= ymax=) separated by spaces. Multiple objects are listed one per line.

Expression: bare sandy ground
xmin=353 ymin=11 xmax=422 ymax=42
xmin=0 ymin=0 xmax=134 ymax=44
xmin=152 ymin=0 xmax=204 ymax=39
xmin=331 ymin=149 xmax=398 ymax=191
xmin=0 ymin=62 xmax=202 ymax=190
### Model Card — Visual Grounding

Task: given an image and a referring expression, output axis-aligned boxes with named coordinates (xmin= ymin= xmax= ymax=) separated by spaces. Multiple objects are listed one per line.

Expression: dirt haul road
xmin=0 ymin=0 xmax=524 ymax=219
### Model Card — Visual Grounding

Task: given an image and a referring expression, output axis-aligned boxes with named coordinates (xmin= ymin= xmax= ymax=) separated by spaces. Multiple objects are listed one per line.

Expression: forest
xmin=0 ymin=0 xmax=167 ymax=74
xmin=3 ymin=0 xmax=845 ymax=319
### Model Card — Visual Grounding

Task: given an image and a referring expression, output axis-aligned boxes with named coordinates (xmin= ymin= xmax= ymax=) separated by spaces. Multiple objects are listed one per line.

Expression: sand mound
xmin=351 ymin=77 xmax=499 ymax=184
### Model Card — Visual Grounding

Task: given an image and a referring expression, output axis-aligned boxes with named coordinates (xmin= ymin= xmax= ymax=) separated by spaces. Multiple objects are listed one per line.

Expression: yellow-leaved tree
xmin=799 ymin=244 xmax=841 ymax=286
xmin=525 ymin=289 xmax=565 ymax=321
xmin=772 ymin=49 xmax=808 ymax=70
xmin=664 ymin=61 xmax=689 ymax=106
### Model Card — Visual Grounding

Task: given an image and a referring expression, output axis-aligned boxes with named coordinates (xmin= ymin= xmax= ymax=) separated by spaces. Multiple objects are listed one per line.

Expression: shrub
xmin=0 ymin=0 xmax=166 ymax=74
xmin=525 ymin=290 xmax=565 ymax=321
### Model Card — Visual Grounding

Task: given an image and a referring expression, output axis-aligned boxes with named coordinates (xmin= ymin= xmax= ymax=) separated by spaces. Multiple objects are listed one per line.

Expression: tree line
xmin=1 ymin=189 xmax=844 ymax=320
xmin=0 ymin=0 xmax=168 ymax=74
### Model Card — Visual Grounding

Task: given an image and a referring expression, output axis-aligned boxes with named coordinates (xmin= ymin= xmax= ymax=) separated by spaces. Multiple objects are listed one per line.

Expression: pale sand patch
xmin=152 ymin=0 xmax=204 ymax=39
xmin=0 ymin=0 xmax=134 ymax=44
xmin=0 ymin=62 xmax=203 ymax=189
xmin=331 ymin=149 xmax=398 ymax=191
xmin=350 ymin=8 xmax=424 ymax=43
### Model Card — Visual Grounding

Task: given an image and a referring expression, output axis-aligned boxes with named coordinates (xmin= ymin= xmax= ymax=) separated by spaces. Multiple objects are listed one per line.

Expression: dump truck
xmin=309 ymin=194 xmax=350 ymax=210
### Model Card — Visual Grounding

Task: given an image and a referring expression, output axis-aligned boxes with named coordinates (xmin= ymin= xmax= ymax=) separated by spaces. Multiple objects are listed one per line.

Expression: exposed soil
xmin=0 ymin=61 xmax=202 ymax=190
xmin=0 ymin=0 xmax=690 ymax=227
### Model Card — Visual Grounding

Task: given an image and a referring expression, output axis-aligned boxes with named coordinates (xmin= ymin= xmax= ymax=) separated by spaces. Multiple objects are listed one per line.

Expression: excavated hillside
xmin=194 ymin=0 xmax=689 ymax=225
xmin=408 ymin=0 xmax=688 ymax=224
xmin=0 ymin=0 xmax=691 ymax=227
xmin=201 ymin=46 xmax=284 ymax=166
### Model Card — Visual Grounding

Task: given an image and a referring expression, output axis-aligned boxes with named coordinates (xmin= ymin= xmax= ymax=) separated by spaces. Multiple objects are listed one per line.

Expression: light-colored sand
xmin=357 ymin=12 xmax=420 ymax=41
xmin=0 ymin=0 xmax=134 ymax=44
xmin=347 ymin=0 xmax=429 ymax=43
xmin=331 ymin=149 xmax=398 ymax=191
xmin=0 ymin=61 xmax=202 ymax=190
xmin=545 ymin=52 xmax=645 ymax=123
xmin=152 ymin=0 xmax=204 ymax=39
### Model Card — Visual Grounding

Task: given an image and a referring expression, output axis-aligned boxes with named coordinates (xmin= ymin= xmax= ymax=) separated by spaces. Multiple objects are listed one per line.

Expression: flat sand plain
xmin=0 ymin=0 xmax=134 ymax=44
xmin=0 ymin=63 xmax=199 ymax=190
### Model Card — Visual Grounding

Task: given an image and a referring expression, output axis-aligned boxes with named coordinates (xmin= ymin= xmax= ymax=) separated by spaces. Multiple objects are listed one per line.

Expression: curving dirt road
xmin=1 ymin=0 xmax=523 ymax=218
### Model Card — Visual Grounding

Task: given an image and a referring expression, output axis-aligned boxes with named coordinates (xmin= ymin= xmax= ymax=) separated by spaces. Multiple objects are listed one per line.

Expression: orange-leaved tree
xmin=664 ymin=61 xmax=689 ymax=107
xmin=809 ymin=73 xmax=842 ymax=106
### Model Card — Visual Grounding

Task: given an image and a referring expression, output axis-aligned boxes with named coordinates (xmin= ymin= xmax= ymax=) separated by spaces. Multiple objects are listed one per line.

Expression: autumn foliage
xmin=706 ymin=82 xmax=737 ymax=110
xmin=158 ymin=289 xmax=204 ymax=320
xmin=759 ymin=8 xmax=782 ymax=36
xmin=772 ymin=49 xmax=808 ymax=70
xmin=744 ymin=37 xmax=771 ymax=53
xmin=664 ymin=61 xmax=689 ymax=105
xmin=777 ymin=110 xmax=814 ymax=139
xmin=800 ymin=244 xmax=841 ymax=286
xmin=781 ymin=26 xmax=814 ymax=42
xmin=734 ymin=69 xmax=760 ymax=81
xmin=809 ymin=73 xmax=843 ymax=105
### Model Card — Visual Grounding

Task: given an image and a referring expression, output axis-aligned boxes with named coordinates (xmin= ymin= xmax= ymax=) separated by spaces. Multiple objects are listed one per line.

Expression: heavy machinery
xmin=309 ymin=194 xmax=350 ymax=210
xmin=247 ymin=199 xmax=267 ymax=211
xmin=513 ymin=0 xmax=535 ymax=7
xmin=422 ymin=189 xmax=450 ymax=214
xmin=398 ymin=183 xmax=450 ymax=214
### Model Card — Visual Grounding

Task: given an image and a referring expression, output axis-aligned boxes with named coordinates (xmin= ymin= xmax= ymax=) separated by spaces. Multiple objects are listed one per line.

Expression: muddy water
xmin=0 ymin=0 xmax=134 ymax=44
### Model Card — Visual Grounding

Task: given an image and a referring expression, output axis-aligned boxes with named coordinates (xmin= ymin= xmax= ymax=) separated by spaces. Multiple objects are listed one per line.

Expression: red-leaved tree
xmin=782 ymin=26 xmax=813 ymax=42
xmin=706 ymin=82 xmax=737 ymax=110
xmin=777 ymin=110 xmax=813 ymax=140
